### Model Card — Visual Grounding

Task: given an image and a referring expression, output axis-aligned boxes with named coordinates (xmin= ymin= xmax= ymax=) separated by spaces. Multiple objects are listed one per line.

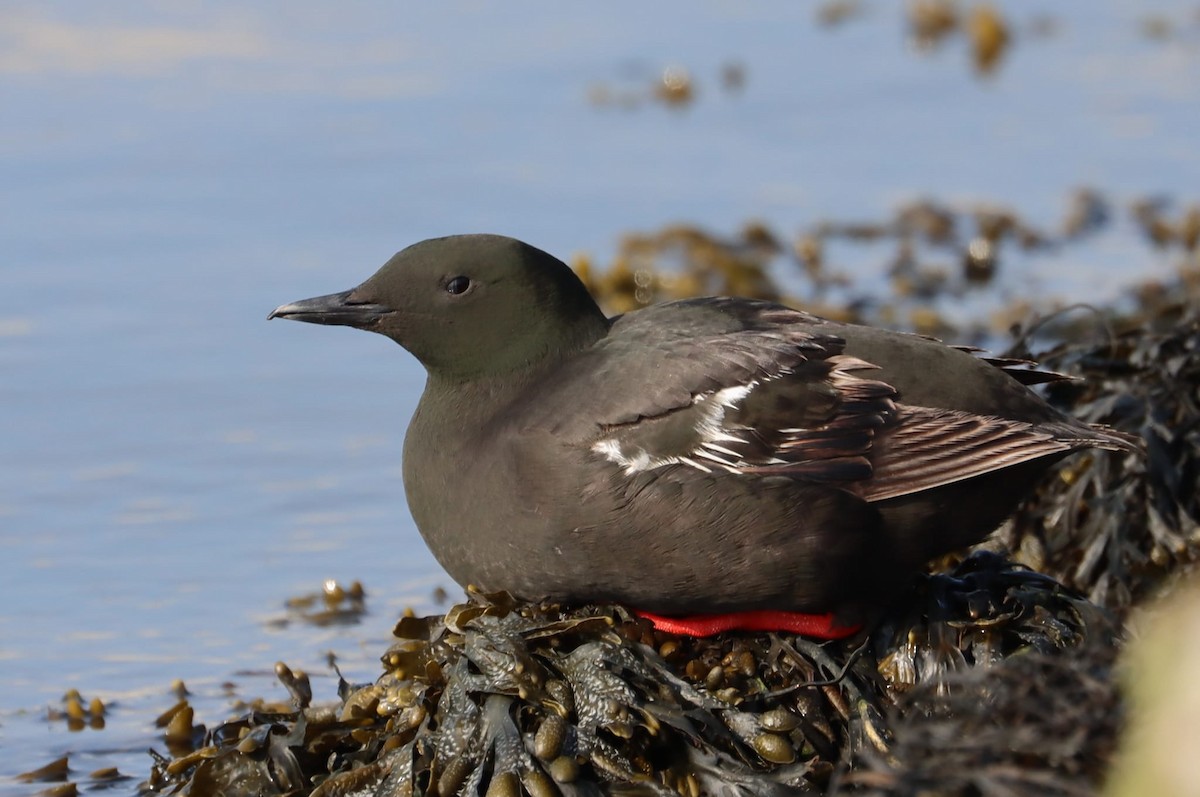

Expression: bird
xmin=269 ymin=234 xmax=1141 ymax=638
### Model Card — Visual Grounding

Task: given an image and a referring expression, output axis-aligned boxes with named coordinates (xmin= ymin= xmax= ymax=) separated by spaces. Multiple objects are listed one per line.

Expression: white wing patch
xmin=591 ymin=381 xmax=761 ymax=475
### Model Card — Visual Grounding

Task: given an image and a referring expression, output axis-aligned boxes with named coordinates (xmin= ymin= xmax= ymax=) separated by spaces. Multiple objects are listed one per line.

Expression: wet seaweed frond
xmin=997 ymin=302 xmax=1200 ymax=614
xmin=843 ymin=635 xmax=1120 ymax=796
xmin=573 ymin=191 xmax=1189 ymax=337
xmin=268 ymin=579 xmax=368 ymax=629
xmin=144 ymin=554 xmax=1117 ymax=796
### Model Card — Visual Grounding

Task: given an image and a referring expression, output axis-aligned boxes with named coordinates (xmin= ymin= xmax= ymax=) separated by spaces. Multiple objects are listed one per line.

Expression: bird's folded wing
xmin=849 ymin=407 xmax=1073 ymax=501
xmin=522 ymin=299 xmax=843 ymax=438
xmin=513 ymin=297 xmax=1084 ymax=496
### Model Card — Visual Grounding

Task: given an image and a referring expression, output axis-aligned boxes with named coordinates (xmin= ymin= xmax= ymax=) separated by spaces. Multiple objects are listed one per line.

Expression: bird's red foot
xmin=635 ymin=609 xmax=862 ymax=639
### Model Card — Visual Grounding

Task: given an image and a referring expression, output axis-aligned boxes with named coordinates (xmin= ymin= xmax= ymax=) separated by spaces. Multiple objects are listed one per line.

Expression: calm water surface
xmin=1 ymin=2 xmax=1197 ymax=790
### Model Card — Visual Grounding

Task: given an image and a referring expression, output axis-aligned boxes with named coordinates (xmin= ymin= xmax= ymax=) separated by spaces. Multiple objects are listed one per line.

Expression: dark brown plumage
xmin=269 ymin=234 xmax=1141 ymax=634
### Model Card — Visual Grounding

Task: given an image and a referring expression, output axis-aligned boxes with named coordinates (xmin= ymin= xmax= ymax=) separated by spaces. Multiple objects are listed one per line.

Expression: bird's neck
xmin=419 ymin=369 xmax=542 ymax=430
xmin=417 ymin=312 xmax=610 ymax=424
xmin=412 ymin=326 xmax=602 ymax=435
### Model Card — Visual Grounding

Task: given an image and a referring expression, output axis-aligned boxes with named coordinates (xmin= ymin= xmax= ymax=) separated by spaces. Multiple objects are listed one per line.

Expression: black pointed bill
xmin=268 ymin=289 xmax=392 ymax=328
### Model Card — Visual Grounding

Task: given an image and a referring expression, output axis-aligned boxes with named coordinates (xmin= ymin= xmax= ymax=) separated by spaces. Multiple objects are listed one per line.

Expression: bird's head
xmin=270 ymin=234 xmax=610 ymax=380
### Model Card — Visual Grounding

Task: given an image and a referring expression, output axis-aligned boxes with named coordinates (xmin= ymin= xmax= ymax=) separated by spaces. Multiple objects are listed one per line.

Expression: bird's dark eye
xmin=446 ymin=276 xmax=471 ymax=295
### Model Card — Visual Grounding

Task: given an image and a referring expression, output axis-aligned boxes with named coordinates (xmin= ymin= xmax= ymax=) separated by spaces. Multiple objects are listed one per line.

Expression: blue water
xmin=1 ymin=2 xmax=1196 ymax=791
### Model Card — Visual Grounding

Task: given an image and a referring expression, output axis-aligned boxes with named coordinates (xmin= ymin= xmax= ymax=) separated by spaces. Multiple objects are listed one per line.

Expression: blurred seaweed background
xmin=3 ymin=2 xmax=1199 ymax=795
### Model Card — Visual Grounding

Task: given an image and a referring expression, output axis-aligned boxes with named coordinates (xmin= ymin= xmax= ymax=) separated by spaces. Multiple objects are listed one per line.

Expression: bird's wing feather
xmin=852 ymin=407 xmax=1073 ymax=501
xmin=512 ymin=297 xmax=1086 ymax=498
xmin=522 ymin=298 xmax=842 ymax=436
xmin=509 ymin=299 xmax=896 ymax=482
